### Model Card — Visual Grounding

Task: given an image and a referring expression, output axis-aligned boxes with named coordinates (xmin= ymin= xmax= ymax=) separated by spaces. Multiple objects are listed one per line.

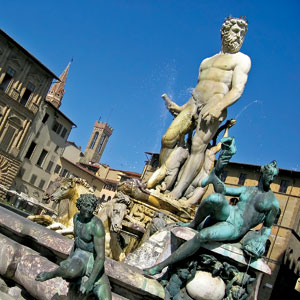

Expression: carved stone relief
xmin=0 ymin=157 xmax=9 ymax=181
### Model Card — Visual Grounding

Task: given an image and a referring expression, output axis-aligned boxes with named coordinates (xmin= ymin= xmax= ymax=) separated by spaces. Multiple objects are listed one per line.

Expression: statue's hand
xmin=241 ymin=233 xmax=266 ymax=259
xmin=201 ymin=103 xmax=223 ymax=123
xmin=201 ymin=105 xmax=222 ymax=123
xmin=35 ymin=272 xmax=49 ymax=282
xmin=79 ymin=279 xmax=94 ymax=294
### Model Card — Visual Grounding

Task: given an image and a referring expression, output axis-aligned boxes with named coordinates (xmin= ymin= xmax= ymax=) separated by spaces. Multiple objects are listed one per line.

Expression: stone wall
xmin=0 ymin=150 xmax=20 ymax=201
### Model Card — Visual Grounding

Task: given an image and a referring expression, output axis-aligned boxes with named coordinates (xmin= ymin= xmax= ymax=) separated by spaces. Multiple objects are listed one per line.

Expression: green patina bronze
xmin=36 ymin=194 xmax=112 ymax=300
xmin=144 ymin=137 xmax=280 ymax=278
xmin=160 ymin=260 xmax=197 ymax=300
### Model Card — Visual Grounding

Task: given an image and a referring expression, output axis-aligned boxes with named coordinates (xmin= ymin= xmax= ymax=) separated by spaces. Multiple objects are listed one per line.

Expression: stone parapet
xmin=0 ymin=207 xmax=164 ymax=299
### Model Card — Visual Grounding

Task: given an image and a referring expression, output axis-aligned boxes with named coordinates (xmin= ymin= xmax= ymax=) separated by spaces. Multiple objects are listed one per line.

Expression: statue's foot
xmin=169 ymin=189 xmax=182 ymax=200
xmin=36 ymin=272 xmax=52 ymax=282
xmin=143 ymin=266 xmax=163 ymax=277
xmin=160 ymin=182 xmax=167 ymax=192
xmin=176 ymin=221 xmax=193 ymax=228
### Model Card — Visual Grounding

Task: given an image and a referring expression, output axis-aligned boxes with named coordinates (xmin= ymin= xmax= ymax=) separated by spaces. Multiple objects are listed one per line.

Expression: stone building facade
xmin=13 ymin=100 xmax=75 ymax=200
xmin=46 ymin=140 xmax=105 ymax=199
xmin=0 ymin=29 xmax=59 ymax=201
xmin=12 ymin=61 xmax=75 ymax=201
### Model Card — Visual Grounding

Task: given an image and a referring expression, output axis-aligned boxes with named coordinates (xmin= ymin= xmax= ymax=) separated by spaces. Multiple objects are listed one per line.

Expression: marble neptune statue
xmin=147 ymin=16 xmax=251 ymax=200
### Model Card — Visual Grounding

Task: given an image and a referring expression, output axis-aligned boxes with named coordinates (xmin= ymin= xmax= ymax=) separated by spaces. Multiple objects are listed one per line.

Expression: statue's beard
xmin=222 ymin=33 xmax=243 ymax=53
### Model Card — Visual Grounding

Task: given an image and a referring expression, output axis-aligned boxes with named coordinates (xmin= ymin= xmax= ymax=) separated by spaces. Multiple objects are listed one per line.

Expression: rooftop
xmin=46 ymin=100 xmax=76 ymax=127
xmin=0 ymin=29 xmax=59 ymax=80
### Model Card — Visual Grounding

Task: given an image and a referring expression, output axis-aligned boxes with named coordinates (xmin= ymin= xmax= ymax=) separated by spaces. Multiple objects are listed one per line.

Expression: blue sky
xmin=2 ymin=1 xmax=300 ymax=173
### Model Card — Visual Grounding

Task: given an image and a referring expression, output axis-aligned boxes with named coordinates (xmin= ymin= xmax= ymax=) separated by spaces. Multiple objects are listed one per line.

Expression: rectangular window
xmin=220 ymin=171 xmax=228 ymax=183
xmin=60 ymin=168 xmax=69 ymax=177
xmin=20 ymin=82 xmax=35 ymax=106
xmin=0 ymin=67 xmax=16 ymax=92
xmin=42 ymin=113 xmax=49 ymax=124
xmin=45 ymin=160 xmax=54 ymax=173
xmin=48 ymin=181 xmax=53 ymax=188
xmin=25 ymin=142 xmax=37 ymax=159
xmin=38 ymin=179 xmax=46 ymax=189
xmin=52 ymin=121 xmax=63 ymax=134
xmin=97 ymin=135 xmax=106 ymax=153
xmin=17 ymin=167 xmax=25 ymax=178
xmin=36 ymin=149 xmax=48 ymax=167
xmin=54 ymin=164 xmax=61 ymax=174
xmin=279 ymin=180 xmax=289 ymax=193
xmin=30 ymin=174 xmax=37 ymax=185
xmin=60 ymin=127 xmax=68 ymax=138
xmin=1 ymin=126 xmax=16 ymax=152
xmin=90 ymin=132 xmax=99 ymax=149
xmin=238 ymin=173 xmax=247 ymax=185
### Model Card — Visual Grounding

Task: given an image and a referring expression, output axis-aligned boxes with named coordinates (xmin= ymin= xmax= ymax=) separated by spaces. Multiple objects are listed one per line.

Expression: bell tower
xmin=83 ymin=121 xmax=113 ymax=163
xmin=46 ymin=61 xmax=72 ymax=108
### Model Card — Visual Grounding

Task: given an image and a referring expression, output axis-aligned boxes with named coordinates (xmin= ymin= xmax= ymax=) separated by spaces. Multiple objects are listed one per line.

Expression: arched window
xmin=97 ymin=135 xmax=106 ymax=153
xmin=90 ymin=132 xmax=99 ymax=149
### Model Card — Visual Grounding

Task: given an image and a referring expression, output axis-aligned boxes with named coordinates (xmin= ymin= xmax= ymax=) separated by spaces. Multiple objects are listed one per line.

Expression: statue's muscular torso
xmin=192 ymin=52 xmax=250 ymax=107
xmin=74 ymin=214 xmax=97 ymax=253
xmin=227 ymin=187 xmax=278 ymax=237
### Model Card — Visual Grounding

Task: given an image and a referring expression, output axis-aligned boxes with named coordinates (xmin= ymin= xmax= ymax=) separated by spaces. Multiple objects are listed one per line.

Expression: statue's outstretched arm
xmin=224 ymin=185 xmax=245 ymax=197
xmin=162 ymin=93 xmax=190 ymax=117
xmin=201 ymin=137 xmax=237 ymax=194
xmin=214 ymin=137 xmax=237 ymax=176
xmin=260 ymin=202 xmax=280 ymax=239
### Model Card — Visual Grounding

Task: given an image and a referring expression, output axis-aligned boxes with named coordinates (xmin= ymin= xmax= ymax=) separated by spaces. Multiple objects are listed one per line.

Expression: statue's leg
xmin=146 ymin=166 xmax=167 ymax=189
xmin=163 ymin=170 xmax=179 ymax=191
xmin=144 ymin=220 xmax=235 ymax=276
xmin=160 ymin=107 xmax=194 ymax=165
xmin=171 ymin=118 xmax=220 ymax=199
xmin=178 ymin=193 xmax=230 ymax=228
xmin=184 ymin=186 xmax=207 ymax=206
xmin=59 ymin=257 xmax=86 ymax=280
xmin=93 ymin=283 xmax=112 ymax=300
xmin=183 ymin=167 xmax=207 ymax=199
xmin=36 ymin=257 xmax=85 ymax=281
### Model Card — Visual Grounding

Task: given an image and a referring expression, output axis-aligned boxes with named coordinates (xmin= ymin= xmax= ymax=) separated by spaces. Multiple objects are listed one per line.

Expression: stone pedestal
xmin=127 ymin=226 xmax=271 ymax=300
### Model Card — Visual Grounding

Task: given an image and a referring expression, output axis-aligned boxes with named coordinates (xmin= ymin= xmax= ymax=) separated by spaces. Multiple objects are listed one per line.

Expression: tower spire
xmin=46 ymin=60 xmax=72 ymax=108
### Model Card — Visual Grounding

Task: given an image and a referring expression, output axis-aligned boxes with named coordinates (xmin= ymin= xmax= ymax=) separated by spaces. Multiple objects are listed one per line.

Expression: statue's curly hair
xmin=221 ymin=16 xmax=248 ymax=36
xmin=76 ymin=193 xmax=99 ymax=211
xmin=260 ymin=160 xmax=279 ymax=176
